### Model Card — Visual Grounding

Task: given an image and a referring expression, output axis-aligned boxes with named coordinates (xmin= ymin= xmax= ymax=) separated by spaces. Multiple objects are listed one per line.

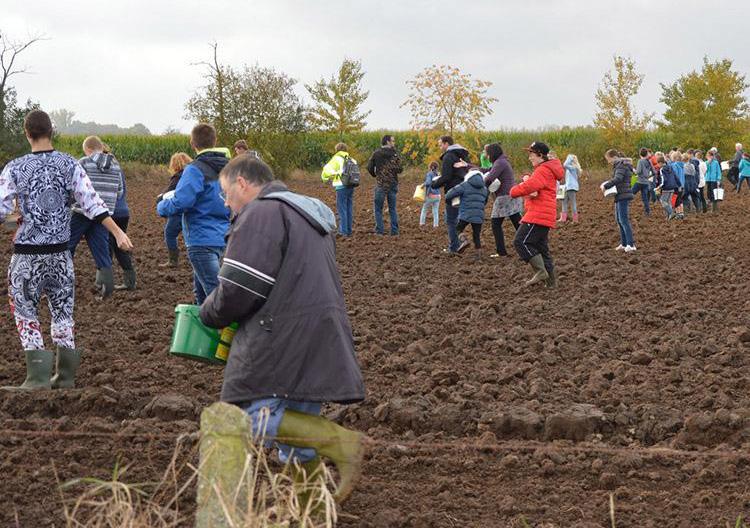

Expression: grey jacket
xmin=635 ymin=158 xmax=654 ymax=185
xmin=200 ymin=180 xmax=365 ymax=405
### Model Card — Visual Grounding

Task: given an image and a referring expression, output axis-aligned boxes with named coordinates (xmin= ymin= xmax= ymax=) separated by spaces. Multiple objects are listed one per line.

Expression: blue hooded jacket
xmin=445 ymin=171 xmax=489 ymax=223
xmin=157 ymin=150 xmax=230 ymax=247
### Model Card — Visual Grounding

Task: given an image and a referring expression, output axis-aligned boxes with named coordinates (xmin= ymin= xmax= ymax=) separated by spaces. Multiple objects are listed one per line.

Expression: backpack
xmin=340 ymin=155 xmax=360 ymax=188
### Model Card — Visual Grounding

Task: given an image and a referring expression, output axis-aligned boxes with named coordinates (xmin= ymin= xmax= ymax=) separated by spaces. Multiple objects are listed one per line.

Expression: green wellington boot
xmin=0 ymin=349 xmax=54 ymax=391
xmin=525 ymin=254 xmax=549 ymax=286
xmin=277 ymin=410 xmax=366 ymax=504
xmin=291 ymin=456 xmax=327 ymax=514
xmin=159 ymin=249 xmax=179 ymax=268
xmin=50 ymin=347 xmax=81 ymax=389
xmin=95 ymin=267 xmax=115 ymax=298
xmin=545 ymin=268 xmax=558 ymax=289
xmin=114 ymin=268 xmax=137 ymax=291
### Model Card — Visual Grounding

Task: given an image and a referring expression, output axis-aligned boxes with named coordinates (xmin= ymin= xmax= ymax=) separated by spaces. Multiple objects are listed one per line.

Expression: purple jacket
xmin=482 ymin=155 xmax=515 ymax=197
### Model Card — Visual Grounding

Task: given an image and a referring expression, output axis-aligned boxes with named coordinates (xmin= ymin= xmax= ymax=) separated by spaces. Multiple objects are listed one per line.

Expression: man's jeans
xmin=164 ymin=214 xmax=183 ymax=250
xmin=187 ymin=246 xmax=223 ymax=305
xmin=374 ymin=184 xmax=399 ymax=235
xmin=69 ymin=212 xmax=112 ymax=269
xmin=631 ymin=182 xmax=651 ymax=216
xmin=445 ymin=200 xmax=459 ymax=252
xmin=335 ymin=186 xmax=354 ymax=236
xmin=243 ymin=398 xmax=322 ymax=463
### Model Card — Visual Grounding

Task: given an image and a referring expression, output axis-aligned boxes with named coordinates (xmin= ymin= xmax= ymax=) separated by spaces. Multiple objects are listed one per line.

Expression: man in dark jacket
xmin=431 ymin=136 xmax=470 ymax=253
xmin=199 ymin=155 xmax=366 ymax=504
xmin=367 ymin=134 xmax=403 ymax=235
xmin=157 ymin=124 xmax=230 ymax=304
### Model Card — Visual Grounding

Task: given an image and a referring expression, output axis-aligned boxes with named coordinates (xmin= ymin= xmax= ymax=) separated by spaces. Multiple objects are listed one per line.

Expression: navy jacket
xmin=445 ymin=171 xmax=489 ymax=223
xmin=660 ymin=164 xmax=680 ymax=191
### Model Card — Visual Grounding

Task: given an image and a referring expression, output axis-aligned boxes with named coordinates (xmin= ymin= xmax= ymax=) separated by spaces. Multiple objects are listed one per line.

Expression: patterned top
xmin=0 ymin=150 xmax=109 ymax=249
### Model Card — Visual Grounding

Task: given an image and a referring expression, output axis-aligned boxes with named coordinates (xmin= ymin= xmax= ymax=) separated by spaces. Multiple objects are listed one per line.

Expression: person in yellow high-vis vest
xmin=321 ymin=142 xmax=356 ymax=236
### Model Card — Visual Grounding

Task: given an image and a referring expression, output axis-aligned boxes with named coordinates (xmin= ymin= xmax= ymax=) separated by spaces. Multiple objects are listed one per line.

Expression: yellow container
xmin=215 ymin=323 xmax=239 ymax=362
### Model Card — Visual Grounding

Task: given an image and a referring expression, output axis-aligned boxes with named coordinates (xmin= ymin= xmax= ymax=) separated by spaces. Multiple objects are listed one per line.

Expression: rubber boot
xmin=50 ymin=347 xmax=81 ymax=389
xmin=95 ymin=267 xmax=114 ymax=298
xmin=276 ymin=410 xmax=365 ymax=504
xmin=291 ymin=456 xmax=326 ymax=515
xmin=0 ymin=349 xmax=54 ymax=391
xmin=159 ymin=249 xmax=179 ymax=268
xmin=473 ymin=248 xmax=483 ymax=262
xmin=558 ymin=212 xmax=567 ymax=223
xmin=114 ymin=269 xmax=137 ymax=291
xmin=456 ymin=234 xmax=470 ymax=254
xmin=545 ymin=268 xmax=558 ymax=289
xmin=572 ymin=212 xmax=579 ymax=223
xmin=525 ymin=254 xmax=549 ymax=286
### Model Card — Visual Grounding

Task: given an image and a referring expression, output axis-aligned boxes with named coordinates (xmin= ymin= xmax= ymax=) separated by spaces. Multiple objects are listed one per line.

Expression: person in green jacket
xmin=480 ymin=144 xmax=492 ymax=169
xmin=321 ymin=142 xmax=356 ymax=236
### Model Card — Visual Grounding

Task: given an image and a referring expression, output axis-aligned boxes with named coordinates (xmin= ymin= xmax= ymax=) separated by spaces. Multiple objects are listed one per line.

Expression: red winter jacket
xmin=509 ymin=159 xmax=564 ymax=228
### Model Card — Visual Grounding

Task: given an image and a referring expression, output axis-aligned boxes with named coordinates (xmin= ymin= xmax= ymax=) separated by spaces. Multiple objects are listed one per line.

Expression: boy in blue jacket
xmin=445 ymin=170 xmax=489 ymax=260
xmin=157 ymin=124 xmax=230 ymax=304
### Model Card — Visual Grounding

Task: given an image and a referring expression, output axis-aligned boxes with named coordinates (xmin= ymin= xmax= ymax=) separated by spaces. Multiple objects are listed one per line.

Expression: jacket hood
xmin=614 ymin=157 xmax=634 ymax=169
xmin=196 ymin=150 xmax=230 ymax=173
xmin=466 ymin=171 xmax=485 ymax=188
xmin=540 ymin=158 xmax=565 ymax=180
xmin=447 ymin=144 xmax=468 ymax=155
xmin=441 ymin=144 xmax=469 ymax=160
xmin=91 ymin=152 xmax=114 ymax=172
xmin=260 ymin=181 xmax=337 ymax=235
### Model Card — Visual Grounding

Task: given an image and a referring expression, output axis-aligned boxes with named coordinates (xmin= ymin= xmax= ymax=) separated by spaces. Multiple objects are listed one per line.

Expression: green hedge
xmin=56 ymin=129 xmax=684 ymax=175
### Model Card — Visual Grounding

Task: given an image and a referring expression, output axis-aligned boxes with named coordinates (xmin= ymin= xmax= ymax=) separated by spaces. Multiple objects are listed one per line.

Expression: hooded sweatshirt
xmin=433 ymin=144 xmax=470 ymax=195
xmin=77 ymin=152 xmax=124 ymax=215
xmin=200 ymin=180 xmax=365 ymax=405
xmin=157 ymin=149 xmax=230 ymax=247
xmin=563 ymin=155 xmax=581 ymax=191
xmin=445 ymin=171 xmax=489 ymax=223
xmin=603 ymin=158 xmax=635 ymax=202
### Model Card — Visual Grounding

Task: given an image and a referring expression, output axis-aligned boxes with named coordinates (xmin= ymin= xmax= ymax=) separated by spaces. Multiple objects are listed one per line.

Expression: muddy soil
xmin=0 ymin=169 xmax=749 ymax=527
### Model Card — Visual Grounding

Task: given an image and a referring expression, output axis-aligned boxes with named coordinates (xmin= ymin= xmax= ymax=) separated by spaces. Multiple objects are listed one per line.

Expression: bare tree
xmin=0 ymin=31 xmax=46 ymax=119
xmin=187 ymin=41 xmax=228 ymax=135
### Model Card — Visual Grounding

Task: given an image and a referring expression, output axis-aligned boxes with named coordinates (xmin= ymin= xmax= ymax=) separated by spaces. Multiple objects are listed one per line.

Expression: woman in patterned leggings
xmin=0 ymin=110 xmax=133 ymax=391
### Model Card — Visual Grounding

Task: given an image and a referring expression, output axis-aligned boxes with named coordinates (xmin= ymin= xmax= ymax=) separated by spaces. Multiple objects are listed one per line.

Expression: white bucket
xmin=713 ymin=187 xmax=725 ymax=201
xmin=603 ymin=186 xmax=617 ymax=198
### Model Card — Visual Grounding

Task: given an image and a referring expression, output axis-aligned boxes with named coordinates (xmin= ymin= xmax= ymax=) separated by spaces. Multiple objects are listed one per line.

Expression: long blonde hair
xmin=567 ymin=154 xmax=582 ymax=171
xmin=169 ymin=152 xmax=193 ymax=174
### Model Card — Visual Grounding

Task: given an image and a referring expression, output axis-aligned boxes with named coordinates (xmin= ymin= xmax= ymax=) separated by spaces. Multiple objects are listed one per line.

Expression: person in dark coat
xmin=366 ymin=134 xmax=403 ymax=235
xmin=431 ymin=135 xmax=470 ymax=253
xmin=445 ymin=170 xmax=489 ymax=260
xmin=199 ymin=155 xmax=366 ymax=504
xmin=601 ymin=149 xmax=636 ymax=252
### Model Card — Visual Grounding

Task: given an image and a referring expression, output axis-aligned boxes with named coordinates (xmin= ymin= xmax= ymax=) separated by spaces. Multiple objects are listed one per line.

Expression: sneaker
xmin=624 ymin=245 xmax=637 ymax=253
xmin=615 ymin=245 xmax=626 ymax=251
xmin=489 ymin=253 xmax=501 ymax=258
xmin=456 ymin=236 xmax=471 ymax=254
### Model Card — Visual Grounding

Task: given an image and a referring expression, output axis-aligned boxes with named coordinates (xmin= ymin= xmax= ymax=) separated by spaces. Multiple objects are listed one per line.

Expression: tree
xmin=659 ymin=57 xmax=750 ymax=150
xmin=305 ymin=58 xmax=370 ymax=136
xmin=49 ymin=108 xmax=76 ymax=130
xmin=593 ymin=55 xmax=653 ymax=149
xmin=185 ymin=43 xmax=305 ymax=142
xmin=401 ymin=64 xmax=498 ymax=135
xmin=0 ymin=31 xmax=44 ymax=164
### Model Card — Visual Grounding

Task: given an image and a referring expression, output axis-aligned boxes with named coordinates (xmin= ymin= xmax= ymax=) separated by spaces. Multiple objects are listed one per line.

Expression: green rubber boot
xmin=114 ymin=268 xmax=137 ymax=291
xmin=277 ymin=410 xmax=365 ymax=504
xmin=525 ymin=254 xmax=549 ymax=286
xmin=51 ymin=347 xmax=81 ymax=389
xmin=0 ymin=349 xmax=54 ymax=391
xmin=291 ymin=456 xmax=327 ymax=515
xmin=95 ymin=267 xmax=115 ymax=298
xmin=545 ymin=268 xmax=557 ymax=289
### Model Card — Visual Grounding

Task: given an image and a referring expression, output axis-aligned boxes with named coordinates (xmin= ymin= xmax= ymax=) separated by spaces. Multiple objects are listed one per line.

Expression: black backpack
xmin=340 ymin=155 xmax=360 ymax=188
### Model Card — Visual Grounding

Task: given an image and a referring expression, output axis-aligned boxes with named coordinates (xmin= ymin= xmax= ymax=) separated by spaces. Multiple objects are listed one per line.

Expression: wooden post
xmin=196 ymin=402 xmax=253 ymax=528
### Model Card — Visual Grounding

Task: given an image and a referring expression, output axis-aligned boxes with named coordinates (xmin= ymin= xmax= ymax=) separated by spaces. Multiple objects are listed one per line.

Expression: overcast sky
xmin=4 ymin=0 xmax=749 ymax=133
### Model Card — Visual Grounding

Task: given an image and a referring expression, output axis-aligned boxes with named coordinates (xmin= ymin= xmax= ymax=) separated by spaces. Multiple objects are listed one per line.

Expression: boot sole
xmin=525 ymin=272 xmax=549 ymax=286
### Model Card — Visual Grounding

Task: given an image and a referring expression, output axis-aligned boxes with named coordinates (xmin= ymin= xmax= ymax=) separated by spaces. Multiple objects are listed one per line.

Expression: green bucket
xmin=169 ymin=304 xmax=225 ymax=365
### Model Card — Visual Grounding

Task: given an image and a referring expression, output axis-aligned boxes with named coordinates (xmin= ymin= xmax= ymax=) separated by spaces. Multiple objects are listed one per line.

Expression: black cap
xmin=524 ymin=141 xmax=550 ymax=156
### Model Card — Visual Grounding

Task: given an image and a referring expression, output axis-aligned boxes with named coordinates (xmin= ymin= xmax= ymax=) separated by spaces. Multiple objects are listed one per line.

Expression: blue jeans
xmin=187 ymin=246 xmax=223 ymax=305
xmin=445 ymin=200 xmax=459 ymax=252
xmin=737 ymin=175 xmax=750 ymax=192
xmin=164 ymin=214 xmax=183 ymax=250
xmin=420 ymin=196 xmax=440 ymax=227
xmin=631 ymin=182 xmax=651 ymax=216
xmin=69 ymin=212 xmax=112 ymax=269
xmin=243 ymin=398 xmax=322 ymax=463
xmin=373 ymin=185 xmax=399 ymax=235
xmin=335 ymin=186 xmax=354 ymax=236
xmin=615 ymin=200 xmax=634 ymax=246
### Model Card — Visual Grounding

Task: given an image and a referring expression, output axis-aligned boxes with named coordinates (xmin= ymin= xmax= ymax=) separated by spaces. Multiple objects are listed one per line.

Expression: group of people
xmin=0 ymin=111 xmax=366 ymax=509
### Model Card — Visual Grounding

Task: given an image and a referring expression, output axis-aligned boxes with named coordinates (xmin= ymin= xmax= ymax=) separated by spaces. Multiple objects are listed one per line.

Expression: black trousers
xmin=514 ymin=222 xmax=554 ymax=275
xmin=109 ymin=216 xmax=134 ymax=271
xmin=456 ymin=220 xmax=482 ymax=249
xmin=491 ymin=213 xmax=521 ymax=255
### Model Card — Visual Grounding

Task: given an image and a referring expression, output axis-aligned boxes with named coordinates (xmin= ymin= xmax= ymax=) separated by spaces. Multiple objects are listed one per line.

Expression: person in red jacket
xmin=510 ymin=141 xmax=565 ymax=288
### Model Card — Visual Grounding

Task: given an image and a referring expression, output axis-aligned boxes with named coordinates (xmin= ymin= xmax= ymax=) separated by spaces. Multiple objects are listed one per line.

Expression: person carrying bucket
xmin=199 ymin=155 xmax=366 ymax=505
